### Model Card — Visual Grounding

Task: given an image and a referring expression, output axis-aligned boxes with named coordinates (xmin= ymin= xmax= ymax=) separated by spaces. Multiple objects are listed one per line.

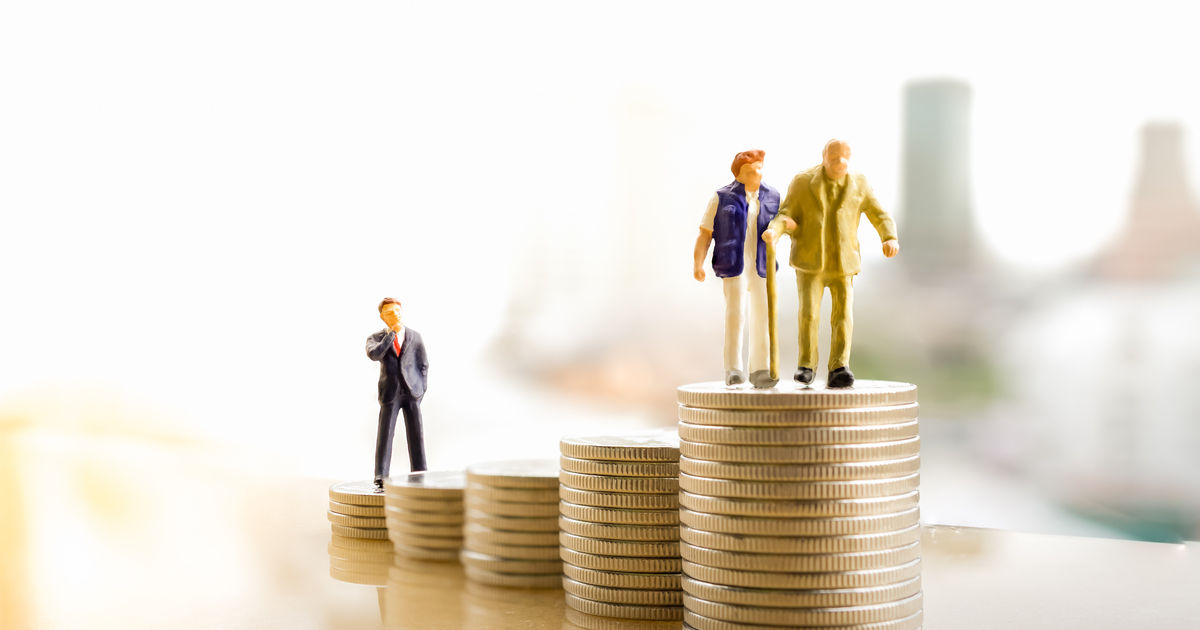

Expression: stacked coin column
xmin=558 ymin=432 xmax=685 ymax=623
xmin=675 ymin=382 xmax=924 ymax=630
xmin=328 ymin=481 xmax=392 ymax=584
xmin=461 ymin=459 xmax=564 ymax=588
xmin=383 ymin=471 xmax=466 ymax=562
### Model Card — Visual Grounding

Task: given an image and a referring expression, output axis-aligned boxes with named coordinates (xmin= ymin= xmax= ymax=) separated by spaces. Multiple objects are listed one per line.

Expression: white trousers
xmin=722 ymin=270 xmax=769 ymax=374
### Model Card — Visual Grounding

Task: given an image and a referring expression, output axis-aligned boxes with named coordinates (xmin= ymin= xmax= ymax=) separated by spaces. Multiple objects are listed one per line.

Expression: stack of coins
xmin=675 ymin=381 xmax=924 ymax=630
xmin=328 ymin=480 xmax=392 ymax=584
xmin=461 ymin=459 xmax=563 ymax=588
xmin=558 ymin=431 xmax=684 ymax=623
xmin=383 ymin=470 xmax=467 ymax=561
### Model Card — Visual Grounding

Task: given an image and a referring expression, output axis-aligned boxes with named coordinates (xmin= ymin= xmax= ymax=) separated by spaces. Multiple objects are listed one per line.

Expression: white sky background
xmin=3 ymin=1 xmax=1200 ymax=473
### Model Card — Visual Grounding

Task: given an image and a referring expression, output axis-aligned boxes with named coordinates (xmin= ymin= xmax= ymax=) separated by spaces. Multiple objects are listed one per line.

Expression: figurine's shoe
xmin=749 ymin=370 xmax=778 ymax=389
xmin=794 ymin=367 xmax=815 ymax=385
xmin=373 ymin=477 xmax=385 ymax=493
xmin=725 ymin=370 xmax=746 ymax=386
xmin=827 ymin=367 xmax=855 ymax=388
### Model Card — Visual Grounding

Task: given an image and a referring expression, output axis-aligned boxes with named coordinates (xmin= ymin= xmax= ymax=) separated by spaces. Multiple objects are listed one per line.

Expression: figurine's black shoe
xmin=725 ymin=369 xmax=746 ymax=386
xmin=794 ymin=367 xmax=815 ymax=385
xmin=827 ymin=367 xmax=855 ymax=388
xmin=749 ymin=370 xmax=778 ymax=389
xmin=373 ymin=477 xmax=385 ymax=493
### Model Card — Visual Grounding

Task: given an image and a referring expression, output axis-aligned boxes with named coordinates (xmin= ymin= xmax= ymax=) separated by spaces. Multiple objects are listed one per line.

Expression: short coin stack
xmin=558 ymin=431 xmax=685 ymax=623
xmin=675 ymin=381 xmax=924 ymax=630
xmin=384 ymin=470 xmax=466 ymax=561
xmin=328 ymin=480 xmax=393 ymax=585
xmin=461 ymin=459 xmax=563 ymax=588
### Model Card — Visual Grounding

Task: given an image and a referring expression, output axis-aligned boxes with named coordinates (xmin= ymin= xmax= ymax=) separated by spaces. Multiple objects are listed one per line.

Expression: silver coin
xmin=677 ymin=420 xmax=919 ymax=446
xmin=682 ymin=558 xmax=923 ymax=590
xmin=679 ymin=455 xmax=920 ymax=482
xmin=681 ymin=541 xmax=921 ymax=573
xmin=560 ymin=431 xmax=681 ymax=462
xmin=560 ymin=470 xmax=680 ymax=494
xmin=681 ymin=574 xmax=921 ymax=608
xmin=466 ymin=459 xmax=561 ymax=488
xmin=561 ymin=456 xmax=680 ymax=478
xmin=679 ymin=506 xmax=920 ymax=536
xmin=560 ymin=532 xmax=681 ymax=558
xmin=680 ymin=437 xmax=920 ymax=464
xmin=679 ymin=490 xmax=920 ymax=518
xmin=680 ymin=523 xmax=922 ymax=554
xmin=677 ymin=381 xmax=916 ymax=410
xmin=559 ymin=516 xmax=680 ymax=542
xmin=383 ymin=470 xmax=466 ymax=497
xmin=678 ymin=403 xmax=919 ymax=427
xmin=678 ymin=472 xmax=920 ymax=500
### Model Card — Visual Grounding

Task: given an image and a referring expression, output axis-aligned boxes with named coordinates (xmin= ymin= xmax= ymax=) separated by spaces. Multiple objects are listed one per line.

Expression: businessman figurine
xmin=764 ymin=140 xmax=899 ymax=388
xmin=366 ymin=297 xmax=429 ymax=490
xmin=693 ymin=150 xmax=781 ymax=389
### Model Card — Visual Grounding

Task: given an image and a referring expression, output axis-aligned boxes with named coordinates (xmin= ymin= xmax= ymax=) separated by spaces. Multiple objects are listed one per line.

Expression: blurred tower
xmin=1095 ymin=122 xmax=1200 ymax=281
xmin=899 ymin=80 xmax=974 ymax=280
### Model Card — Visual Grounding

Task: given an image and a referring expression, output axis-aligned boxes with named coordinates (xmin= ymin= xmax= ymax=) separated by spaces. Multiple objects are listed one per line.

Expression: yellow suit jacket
xmin=769 ymin=165 xmax=898 ymax=275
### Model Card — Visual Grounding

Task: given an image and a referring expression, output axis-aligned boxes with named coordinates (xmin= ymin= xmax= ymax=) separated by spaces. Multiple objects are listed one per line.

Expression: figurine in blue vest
xmin=692 ymin=150 xmax=781 ymax=388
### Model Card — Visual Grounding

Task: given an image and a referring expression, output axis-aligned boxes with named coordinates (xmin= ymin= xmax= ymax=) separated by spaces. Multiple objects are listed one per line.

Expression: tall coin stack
xmin=558 ymin=431 xmax=685 ymax=623
xmin=328 ymin=480 xmax=392 ymax=585
xmin=675 ymin=381 xmax=924 ymax=630
xmin=461 ymin=459 xmax=563 ymax=588
xmin=384 ymin=470 xmax=466 ymax=561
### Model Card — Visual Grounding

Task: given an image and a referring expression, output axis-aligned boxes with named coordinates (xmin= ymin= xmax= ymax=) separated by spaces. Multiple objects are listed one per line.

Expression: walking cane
xmin=765 ymin=239 xmax=779 ymax=382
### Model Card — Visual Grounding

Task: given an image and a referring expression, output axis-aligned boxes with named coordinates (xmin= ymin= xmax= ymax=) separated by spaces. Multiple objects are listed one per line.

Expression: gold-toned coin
xmin=561 ymin=487 xmax=680 ymax=510
xmin=560 ymin=431 xmax=681 ymax=462
xmin=677 ymin=381 xmax=916 ymax=410
xmin=681 ymin=541 xmax=921 ymax=573
xmin=680 ymin=437 xmax=920 ymax=464
xmin=564 ymin=564 xmax=683 ymax=591
xmin=464 ymin=539 xmax=562 ymax=560
xmin=565 ymin=594 xmax=684 ymax=621
xmin=561 ymin=471 xmax=680 ymax=494
xmin=682 ymin=591 xmax=923 ymax=627
xmin=328 ymin=510 xmax=387 ymax=528
xmin=467 ymin=483 xmax=561 ymax=503
xmin=329 ymin=480 xmax=385 ymax=507
xmin=561 ymin=456 xmax=680 ymax=478
xmin=464 ymin=523 xmax=559 ymax=546
xmin=329 ymin=556 xmax=390 ymax=574
xmin=679 ymin=456 xmax=920 ymax=482
xmin=561 ymin=548 xmax=683 ymax=574
xmin=465 ymin=509 xmax=560 ymax=532
xmin=466 ymin=459 xmax=561 ymax=488
xmin=393 ymin=543 xmax=461 ymax=562
xmin=678 ymin=420 xmax=919 ymax=446
xmin=678 ymin=473 xmax=920 ymax=500
xmin=383 ymin=470 xmax=466 ymax=498
xmin=679 ymin=491 xmax=919 ymax=518
xmin=390 ymin=532 xmax=464 ymax=550
xmin=683 ymin=558 xmax=922 ymax=590
xmin=680 ymin=506 xmax=920 ymax=536
xmin=329 ymin=566 xmax=387 ymax=586
xmin=331 ymin=524 xmax=389 ymax=540
xmin=683 ymin=609 xmax=923 ymax=630
xmin=464 ymin=566 xmax=562 ymax=589
xmin=383 ymin=495 xmax=464 ymax=512
xmin=680 ymin=523 xmax=921 ymax=554
xmin=560 ymin=532 xmax=681 ymax=558
xmin=385 ymin=519 xmax=465 ymax=538
xmin=460 ymin=549 xmax=564 ymax=574
xmin=678 ymin=403 xmax=919 ymax=427
xmin=385 ymin=504 xmax=466 ymax=524
xmin=560 ymin=516 xmax=680 ymax=542
xmin=560 ymin=502 xmax=680 ymax=526
xmin=465 ymin=495 xmax=560 ymax=517
xmin=566 ymin=607 xmax=685 ymax=630
xmin=564 ymin=577 xmax=683 ymax=606
xmin=327 ymin=542 xmax=393 ymax=563
xmin=329 ymin=500 xmax=385 ymax=518
xmin=330 ymin=533 xmax=393 ymax=551
xmin=681 ymin=575 xmax=922 ymax=608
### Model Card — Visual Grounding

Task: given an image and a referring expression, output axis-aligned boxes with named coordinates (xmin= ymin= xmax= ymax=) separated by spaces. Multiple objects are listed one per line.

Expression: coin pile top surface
xmin=462 ymin=459 xmax=563 ymax=588
xmin=383 ymin=469 xmax=466 ymax=562
xmin=328 ymin=480 xmax=394 ymax=584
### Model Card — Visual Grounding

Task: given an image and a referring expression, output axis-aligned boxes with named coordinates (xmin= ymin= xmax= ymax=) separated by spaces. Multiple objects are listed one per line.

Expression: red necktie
xmin=392 ymin=332 xmax=402 ymax=356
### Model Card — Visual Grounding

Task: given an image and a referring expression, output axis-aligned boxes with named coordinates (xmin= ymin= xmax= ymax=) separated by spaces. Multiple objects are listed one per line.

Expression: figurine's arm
xmin=693 ymin=228 xmax=713 ymax=281
xmin=365 ymin=332 xmax=395 ymax=362
xmin=861 ymin=181 xmax=899 ymax=258
xmin=764 ymin=177 xmax=801 ymax=245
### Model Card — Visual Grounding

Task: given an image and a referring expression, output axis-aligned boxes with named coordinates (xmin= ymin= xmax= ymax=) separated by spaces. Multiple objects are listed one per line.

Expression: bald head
xmin=822 ymin=139 xmax=851 ymax=181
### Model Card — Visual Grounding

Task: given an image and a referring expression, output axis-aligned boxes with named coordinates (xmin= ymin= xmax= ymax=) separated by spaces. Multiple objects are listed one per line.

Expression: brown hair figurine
xmin=365 ymin=298 xmax=429 ymax=489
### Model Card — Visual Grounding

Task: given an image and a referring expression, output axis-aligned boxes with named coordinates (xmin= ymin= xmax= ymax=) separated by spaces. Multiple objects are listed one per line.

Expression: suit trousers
xmin=723 ymin=270 xmax=769 ymax=375
xmin=796 ymin=271 xmax=854 ymax=372
xmin=375 ymin=394 xmax=427 ymax=478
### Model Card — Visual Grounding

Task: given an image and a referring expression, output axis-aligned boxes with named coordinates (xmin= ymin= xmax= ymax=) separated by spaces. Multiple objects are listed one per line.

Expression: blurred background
xmin=3 ymin=0 xmax=1200 ymax=627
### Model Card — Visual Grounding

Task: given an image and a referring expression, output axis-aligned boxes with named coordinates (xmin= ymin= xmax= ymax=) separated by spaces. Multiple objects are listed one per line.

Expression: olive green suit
xmin=768 ymin=165 xmax=897 ymax=372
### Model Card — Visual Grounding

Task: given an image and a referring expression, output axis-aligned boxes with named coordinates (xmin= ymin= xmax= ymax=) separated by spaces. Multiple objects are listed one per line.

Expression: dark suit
xmin=366 ymin=327 xmax=429 ymax=476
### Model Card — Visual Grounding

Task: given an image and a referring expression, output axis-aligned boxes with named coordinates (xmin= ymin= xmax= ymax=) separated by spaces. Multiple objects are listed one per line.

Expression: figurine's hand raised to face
xmin=882 ymin=239 xmax=900 ymax=258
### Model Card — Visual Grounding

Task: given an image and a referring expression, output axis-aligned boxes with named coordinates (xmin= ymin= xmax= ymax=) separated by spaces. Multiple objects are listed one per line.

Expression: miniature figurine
xmin=693 ymin=150 xmax=781 ymax=388
xmin=366 ymin=298 xmax=429 ymax=490
xmin=764 ymin=140 xmax=899 ymax=388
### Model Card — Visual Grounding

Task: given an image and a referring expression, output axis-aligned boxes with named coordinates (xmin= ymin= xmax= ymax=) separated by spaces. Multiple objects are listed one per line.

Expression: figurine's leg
xmin=374 ymin=400 xmax=400 ymax=480
xmin=746 ymin=271 xmax=774 ymax=388
xmin=827 ymin=274 xmax=854 ymax=371
xmin=400 ymin=397 xmax=427 ymax=473
xmin=796 ymin=271 xmax=823 ymax=371
xmin=722 ymin=274 xmax=747 ymax=382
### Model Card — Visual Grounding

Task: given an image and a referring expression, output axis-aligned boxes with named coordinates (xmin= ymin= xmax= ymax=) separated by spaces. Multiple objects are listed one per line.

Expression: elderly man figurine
xmin=693 ymin=150 xmax=781 ymax=388
xmin=366 ymin=297 xmax=429 ymax=490
xmin=763 ymin=140 xmax=899 ymax=388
